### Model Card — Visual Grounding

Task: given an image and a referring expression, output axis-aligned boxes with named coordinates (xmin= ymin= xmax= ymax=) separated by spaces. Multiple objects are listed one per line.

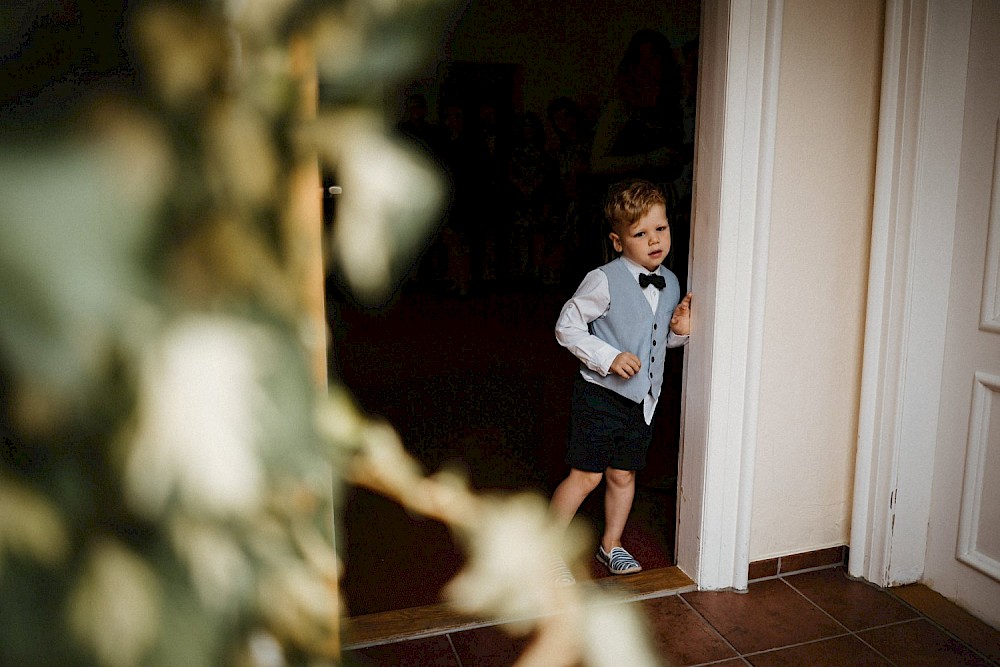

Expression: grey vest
xmin=582 ymin=258 xmax=680 ymax=403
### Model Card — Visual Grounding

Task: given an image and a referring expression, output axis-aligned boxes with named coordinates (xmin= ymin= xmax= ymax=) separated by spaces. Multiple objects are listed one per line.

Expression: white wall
xmin=749 ymin=0 xmax=884 ymax=559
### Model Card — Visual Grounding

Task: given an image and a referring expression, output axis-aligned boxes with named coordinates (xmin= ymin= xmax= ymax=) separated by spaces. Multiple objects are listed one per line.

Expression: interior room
xmin=328 ymin=0 xmax=701 ymax=618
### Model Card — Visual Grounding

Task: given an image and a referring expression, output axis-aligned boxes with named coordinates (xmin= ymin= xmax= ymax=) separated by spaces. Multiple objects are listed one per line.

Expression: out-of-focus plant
xmin=0 ymin=1 xmax=667 ymax=665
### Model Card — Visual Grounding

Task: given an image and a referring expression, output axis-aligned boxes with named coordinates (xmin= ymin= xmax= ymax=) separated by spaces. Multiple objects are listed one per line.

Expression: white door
xmin=922 ymin=0 xmax=1000 ymax=628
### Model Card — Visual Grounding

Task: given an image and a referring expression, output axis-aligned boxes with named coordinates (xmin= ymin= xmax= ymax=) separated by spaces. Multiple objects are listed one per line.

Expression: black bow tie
xmin=639 ymin=273 xmax=666 ymax=290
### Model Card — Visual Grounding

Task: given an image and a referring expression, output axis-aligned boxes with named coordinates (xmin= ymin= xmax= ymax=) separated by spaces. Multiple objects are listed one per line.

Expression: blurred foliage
xmin=0 ymin=0 xmax=667 ymax=665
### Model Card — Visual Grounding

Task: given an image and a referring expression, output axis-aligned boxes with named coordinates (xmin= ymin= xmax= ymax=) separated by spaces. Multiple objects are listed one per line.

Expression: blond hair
xmin=604 ymin=179 xmax=668 ymax=235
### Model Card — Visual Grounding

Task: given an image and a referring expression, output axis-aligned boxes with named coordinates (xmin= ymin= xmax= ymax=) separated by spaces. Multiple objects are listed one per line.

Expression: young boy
xmin=550 ymin=179 xmax=692 ymax=582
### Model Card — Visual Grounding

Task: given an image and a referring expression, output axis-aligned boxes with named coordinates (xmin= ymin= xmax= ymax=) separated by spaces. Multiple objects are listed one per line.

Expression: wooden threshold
xmin=341 ymin=565 xmax=695 ymax=649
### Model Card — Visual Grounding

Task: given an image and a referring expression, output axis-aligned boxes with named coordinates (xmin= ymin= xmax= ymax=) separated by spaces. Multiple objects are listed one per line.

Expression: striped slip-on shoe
xmin=596 ymin=545 xmax=642 ymax=575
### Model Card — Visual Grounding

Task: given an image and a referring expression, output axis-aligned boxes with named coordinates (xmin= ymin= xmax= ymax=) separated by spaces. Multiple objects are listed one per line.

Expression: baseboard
xmin=748 ymin=545 xmax=848 ymax=581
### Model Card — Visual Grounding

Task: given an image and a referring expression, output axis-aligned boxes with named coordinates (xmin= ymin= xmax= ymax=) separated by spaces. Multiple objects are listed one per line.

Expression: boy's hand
xmin=670 ymin=292 xmax=693 ymax=336
xmin=610 ymin=352 xmax=642 ymax=379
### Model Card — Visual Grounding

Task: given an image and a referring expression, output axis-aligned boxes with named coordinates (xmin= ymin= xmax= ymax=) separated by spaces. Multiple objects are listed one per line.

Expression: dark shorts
xmin=564 ymin=374 xmax=653 ymax=472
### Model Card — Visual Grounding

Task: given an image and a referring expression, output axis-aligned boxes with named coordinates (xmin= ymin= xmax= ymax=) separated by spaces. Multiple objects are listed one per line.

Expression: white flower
xmin=444 ymin=493 xmax=584 ymax=623
xmin=169 ymin=517 xmax=253 ymax=613
xmin=125 ymin=315 xmax=270 ymax=519
xmin=68 ymin=539 xmax=161 ymax=667
xmin=581 ymin=594 xmax=664 ymax=667
xmin=308 ymin=111 xmax=444 ymax=301
xmin=0 ymin=477 xmax=69 ymax=575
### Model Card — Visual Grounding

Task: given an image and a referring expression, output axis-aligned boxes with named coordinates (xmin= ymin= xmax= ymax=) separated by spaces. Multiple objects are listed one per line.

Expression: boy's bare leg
xmin=550 ymin=468 xmax=603 ymax=528
xmin=601 ymin=467 xmax=636 ymax=551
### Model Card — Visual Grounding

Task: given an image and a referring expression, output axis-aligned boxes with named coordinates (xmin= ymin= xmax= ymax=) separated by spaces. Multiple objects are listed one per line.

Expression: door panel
xmin=924 ymin=0 xmax=1000 ymax=627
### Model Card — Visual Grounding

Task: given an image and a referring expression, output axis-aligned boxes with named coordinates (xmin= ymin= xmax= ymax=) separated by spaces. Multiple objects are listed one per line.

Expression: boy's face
xmin=609 ymin=203 xmax=671 ymax=272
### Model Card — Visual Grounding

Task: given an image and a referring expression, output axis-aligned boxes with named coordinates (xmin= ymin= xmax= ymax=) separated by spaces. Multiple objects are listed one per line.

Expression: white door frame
xmin=685 ymin=0 xmax=975 ymax=591
xmin=677 ymin=0 xmax=783 ymax=590
xmin=848 ymin=0 xmax=972 ymax=586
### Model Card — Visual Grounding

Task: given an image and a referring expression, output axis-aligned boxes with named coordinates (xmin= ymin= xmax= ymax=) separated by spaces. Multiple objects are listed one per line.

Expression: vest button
xmin=652 ymin=340 xmax=657 ymax=346
xmin=651 ymin=356 xmax=655 ymax=363
xmin=653 ymin=323 xmax=658 ymax=330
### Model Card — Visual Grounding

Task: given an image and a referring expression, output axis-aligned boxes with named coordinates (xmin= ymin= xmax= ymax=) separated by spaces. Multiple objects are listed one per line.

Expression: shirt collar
xmin=620 ymin=256 xmax=659 ymax=279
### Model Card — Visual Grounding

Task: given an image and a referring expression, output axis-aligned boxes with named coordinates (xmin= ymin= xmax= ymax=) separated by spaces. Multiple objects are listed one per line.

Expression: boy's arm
xmin=554 ymin=269 xmax=622 ymax=375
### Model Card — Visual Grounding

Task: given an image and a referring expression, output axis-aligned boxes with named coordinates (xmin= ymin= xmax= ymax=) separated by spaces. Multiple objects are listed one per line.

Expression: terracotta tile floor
xmin=343 ymin=567 xmax=1000 ymax=666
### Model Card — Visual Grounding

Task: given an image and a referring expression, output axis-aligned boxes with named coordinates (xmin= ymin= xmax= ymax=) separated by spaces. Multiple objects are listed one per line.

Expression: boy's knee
xmin=570 ymin=469 xmax=604 ymax=492
xmin=605 ymin=468 xmax=635 ymax=488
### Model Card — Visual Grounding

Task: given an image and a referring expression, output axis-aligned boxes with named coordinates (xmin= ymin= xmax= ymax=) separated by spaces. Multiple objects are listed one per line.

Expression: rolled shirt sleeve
xmin=666 ymin=330 xmax=689 ymax=348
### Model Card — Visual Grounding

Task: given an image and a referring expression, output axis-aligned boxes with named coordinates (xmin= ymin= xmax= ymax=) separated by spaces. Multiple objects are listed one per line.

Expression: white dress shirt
xmin=555 ymin=257 xmax=689 ymax=424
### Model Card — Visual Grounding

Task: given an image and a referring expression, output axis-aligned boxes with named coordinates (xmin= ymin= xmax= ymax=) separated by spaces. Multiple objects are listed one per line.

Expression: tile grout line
xmin=736 ymin=633 xmax=858 ymax=661
xmin=446 ymin=632 xmax=462 ymax=667
xmin=777 ymin=574 xmax=851 ymax=629
xmin=686 ymin=657 xmax=753 ymax=667
xmin=851 ymin=618 xmax=927 ymax=667
xmin=680 ymin=561 xmax=849 ymax=663
xmin=775 ymin=574 xmax=1000 ymax=667
xmin=842 ymin=570 xmax=1000 ymax=665
xmin=676 ymin=592 xmax=747 ymax=662
xmin=881 ymin=590 xmax=1000 ymax=667
xmin=679 ymin=581 xmax=869 ymax=663
xmin=785 ymin=572 xmax=1000 ymax=667
xmin=747 ymin=561 xmax=844 ymax=584
xmin=776 ymin=575 xmax=905 ymax=665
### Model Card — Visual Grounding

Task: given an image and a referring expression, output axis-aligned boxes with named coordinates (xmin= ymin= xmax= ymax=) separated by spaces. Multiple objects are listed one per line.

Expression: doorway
xmin=331 ymin=2 xmax=701 ymax=618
